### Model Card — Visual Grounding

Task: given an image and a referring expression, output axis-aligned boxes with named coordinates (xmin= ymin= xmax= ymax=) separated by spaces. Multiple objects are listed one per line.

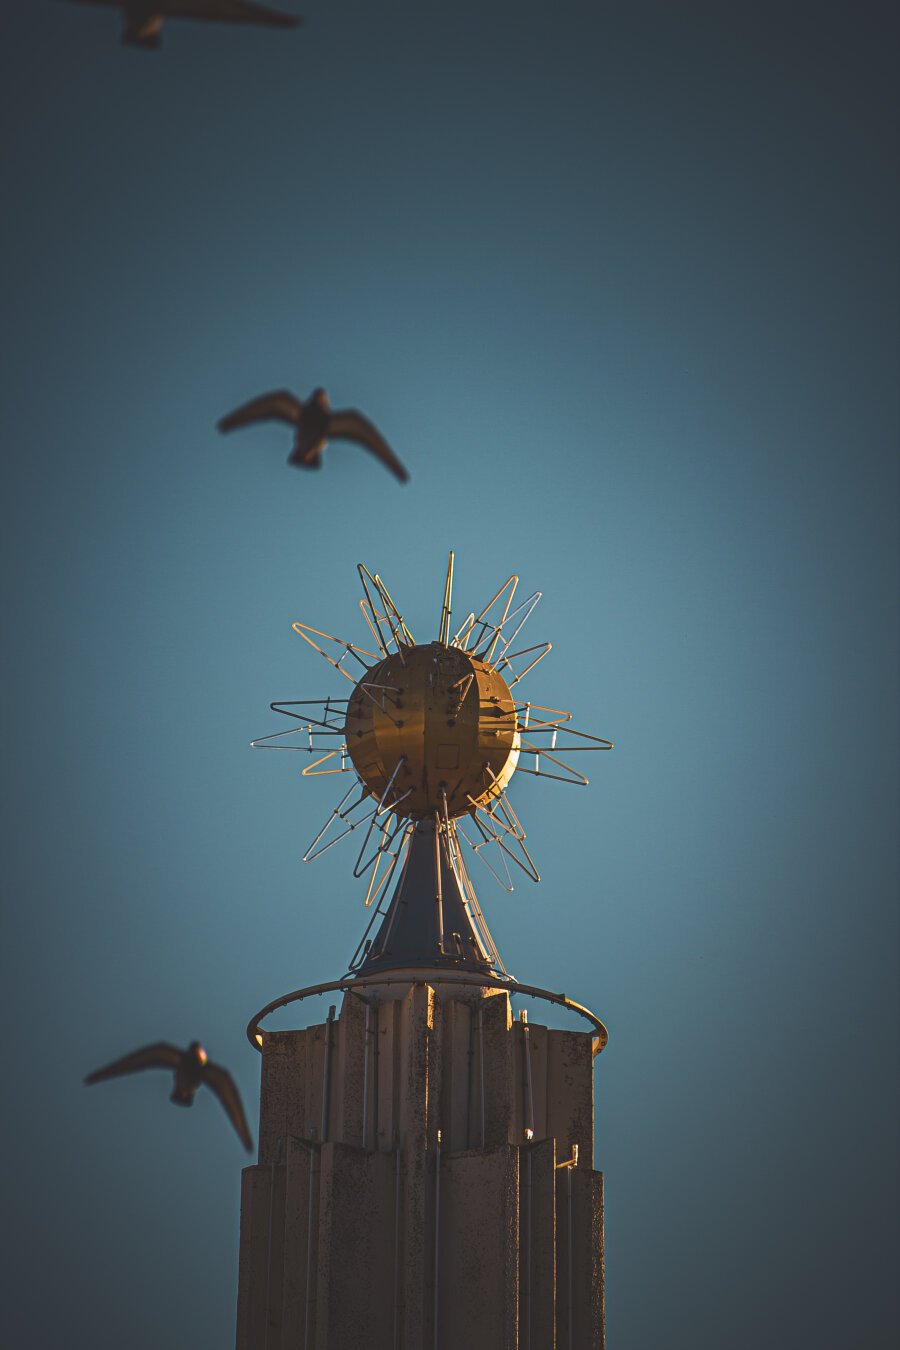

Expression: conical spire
xmin=356 ymin=819 xmax=497 ymax=976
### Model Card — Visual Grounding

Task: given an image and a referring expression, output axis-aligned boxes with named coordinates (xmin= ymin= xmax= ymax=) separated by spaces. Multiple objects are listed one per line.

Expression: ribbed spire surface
xmin=356 ymin=819 xmax=494 ymax=976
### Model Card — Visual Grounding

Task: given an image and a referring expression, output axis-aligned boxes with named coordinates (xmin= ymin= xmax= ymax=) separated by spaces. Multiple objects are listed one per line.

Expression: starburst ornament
xmin=253 ymin=555 xmax=612 ymax=976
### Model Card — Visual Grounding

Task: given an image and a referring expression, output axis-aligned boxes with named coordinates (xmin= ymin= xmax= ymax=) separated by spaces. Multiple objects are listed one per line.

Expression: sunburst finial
xmin=252 ymin=555 xmax=612 ymax=972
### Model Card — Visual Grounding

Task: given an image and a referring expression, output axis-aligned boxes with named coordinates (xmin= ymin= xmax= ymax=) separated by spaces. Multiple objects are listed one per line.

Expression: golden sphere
xmin=344 ymin=642 xmax=520 ymax=818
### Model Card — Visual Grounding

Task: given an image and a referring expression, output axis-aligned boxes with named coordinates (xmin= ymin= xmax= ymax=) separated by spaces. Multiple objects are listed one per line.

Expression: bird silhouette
xmin=59 ymin=1 xmax=302 ymax=50
xmin=84 ymin=1040 xmax=253 ymax=1151
xmin=218 ymin=386 xmax=410 ymax=482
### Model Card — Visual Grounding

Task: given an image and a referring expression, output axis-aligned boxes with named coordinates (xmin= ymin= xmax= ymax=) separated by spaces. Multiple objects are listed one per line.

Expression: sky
xmin=1 ymin=1 xmax=898 ymax=1346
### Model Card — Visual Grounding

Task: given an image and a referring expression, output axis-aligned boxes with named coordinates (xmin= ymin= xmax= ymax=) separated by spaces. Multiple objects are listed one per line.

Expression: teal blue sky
xmin=2 ymin=2 xmax=897 ymax=1346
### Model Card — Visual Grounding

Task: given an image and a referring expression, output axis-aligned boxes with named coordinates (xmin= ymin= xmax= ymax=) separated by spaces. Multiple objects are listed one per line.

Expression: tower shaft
xmin=236 ymin=983 xmax=605 ymax=1348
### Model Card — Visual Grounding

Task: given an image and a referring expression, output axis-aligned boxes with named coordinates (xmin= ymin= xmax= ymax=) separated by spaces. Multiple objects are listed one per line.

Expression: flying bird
xmin=218 ymin=386 xmax=410 ymax=483
xmin=58 ymin=1 xmax=302 ymax=50
xmin=84 ymin=1040 xmax=253 ymax=1151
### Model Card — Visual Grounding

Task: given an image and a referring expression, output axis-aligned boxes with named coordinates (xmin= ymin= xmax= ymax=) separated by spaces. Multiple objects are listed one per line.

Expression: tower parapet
xmin=238 ymin=979 xmax=604 ymax=1348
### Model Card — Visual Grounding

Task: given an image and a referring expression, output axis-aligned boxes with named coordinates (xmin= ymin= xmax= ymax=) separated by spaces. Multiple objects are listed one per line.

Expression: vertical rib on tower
xmin=236 ymin=840 xmax=606 ymax=1348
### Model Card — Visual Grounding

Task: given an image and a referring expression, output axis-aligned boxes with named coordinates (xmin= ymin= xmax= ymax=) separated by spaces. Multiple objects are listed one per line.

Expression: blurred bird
xmin=58 ymin=1 xmax=302 ymax=50
xmin=84 ymin=1040 xmax=253 ymax=1151
xmin=218 ymin=386 xmax=410 ymax=482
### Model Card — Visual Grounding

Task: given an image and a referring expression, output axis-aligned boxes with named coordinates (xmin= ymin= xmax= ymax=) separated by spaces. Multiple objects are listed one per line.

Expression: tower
xmin=237 ymin=558 xmax=612 ymax=1348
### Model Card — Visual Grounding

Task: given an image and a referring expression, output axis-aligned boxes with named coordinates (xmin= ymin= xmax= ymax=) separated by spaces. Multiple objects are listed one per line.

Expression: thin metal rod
xmin=359 ymin=597 xmax=390 ymax=658
xmin=516 ymin=725 xmax=614 ymax=752
xmin=447 ymin=825 xmax=503 ymax=964
xmin=465 ymin=1005 xmax=475 ymax=1150
xmin=372 ymin=1006 xmax=380 ymax=1149
xmin=455 ymin=818 xmax=515 ymax=893
xmin=500 ymin=641 xmax=552 ymax=685
xmin=378 ymin=829 xmax=415 ymax=954
xmin=352 ymin=758 xmax=408 ymax=876
xmin=567 ymin=1166 xmax=574 ymax=1350
xmin=303 ymin=780 xmax=368 ymax=862
xmin=514 ymin=745 xmax=592 ymax=786
xmin=465 ymin=796 xmax=540 ymax=883
xmin=362 ymin=837 xmax=404 ymax=910
xmin=267 ymin=697 xmax=349 ymax=723
xmin=434 ymin=816 xmax=444 ymax=954
xmin=320 ymin=1005 xmax=336 ymax=1142
xmin=393 ymin=1145 xmax=402 ymax=1350
xmin=457 ymin=574 xmax=517 ymax=652
xmin=362 ymin=1003 xmax=371 ymax=1149
xmin=433 ymin=1129 xmax=442 ymax=1350
xmin=264 ymin=1158 xmax=276 ymax=1350
xmin=439 ymin=551 xmax=454 ymax=645
xmin=451 ymin=832 xmax=504 ymax=968
xmin=521 ymin=1009 xmax=535 ymax=1140
xmin=301 ymin=749 xmax=352 ymax=777
xmin=292 ymin=620 xmax=377 ymax=682
xmin=523 ymin=1146 xmax=532 ymax=1350
xmin=304 ymin=1146 xmax=319 ymax=1350
xmin=358 ymin=564 xmax=408 ymax=662
xmin=478 ymin=1005 xmax=486 ymax=1148
xmin=354 ymin=805 xmax=411 ymax=881
xmin=358 ymin=678 xmax=404 ymax=726
xmin=347 ymin=873 xmax=394 ymax=971
xmin=492 ymin=590 xmax=542 ymax=658
xmin=481 ymin=577 xmax=518 ymax=662
xmin=373 ymin=572 xmax=415 ymax=647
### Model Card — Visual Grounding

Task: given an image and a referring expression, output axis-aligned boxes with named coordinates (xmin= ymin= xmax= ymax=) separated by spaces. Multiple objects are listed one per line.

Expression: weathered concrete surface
xmin=571 ymin=1168 xmax=605 ymax=1350
xmin=316 ymin=1143 xmax=395 ymax=1348
xmin=556 ymin=1166 xmax=605 ymax=1350
xmin=439 ymin=1145 xmax=519 ymax=1348
xmin=333 ymin=991 xmax=366 ymax=1146
xmin=522 ymin=1137 xmax=557 ymax=1347
xmin=440 ymin=997 xmax=473 ymax=1152
xmin=546 ymin=1028 xmax=595 ymax=1168
xmin=398 ymin=983 xmax=441 ymax=1345
xmin=482 ymin=990 xmax=513 ymax=1148
xmin=281 ymin=1137 xmax=313 ymax=1349
xmin=236 ymin=1162 xmax=285 ymax=1349
xmin=258 ymin=1029 xmax=308 ymax=1164
xmin=237 ymin=982 xmax=605 ymax=1349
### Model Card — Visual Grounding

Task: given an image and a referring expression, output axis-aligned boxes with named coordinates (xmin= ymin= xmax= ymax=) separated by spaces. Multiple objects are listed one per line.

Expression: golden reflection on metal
xmin=253 ymin=554 xmax=612 ymax=900
xmin=344 ymin=643 xmax=520 ymax=818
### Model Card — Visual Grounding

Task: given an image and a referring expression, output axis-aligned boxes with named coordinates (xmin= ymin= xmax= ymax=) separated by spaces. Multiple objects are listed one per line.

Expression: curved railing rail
xmin=247 ymin=970 xmax=608 ymax=1056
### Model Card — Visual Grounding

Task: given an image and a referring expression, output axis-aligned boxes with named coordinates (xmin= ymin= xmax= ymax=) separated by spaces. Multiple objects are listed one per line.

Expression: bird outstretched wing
xmin=218 ymin=390 xmax=303 ymax=433
xmin=166 ymin=1 xmax=302 ymax=25
xmin=327 ymin=410 xmax=410 ymax=483
xmin=203 ymin=1063 xmax=253 ymax=1151
xmin=84 ymin=1042 xmax=182 ymax=1084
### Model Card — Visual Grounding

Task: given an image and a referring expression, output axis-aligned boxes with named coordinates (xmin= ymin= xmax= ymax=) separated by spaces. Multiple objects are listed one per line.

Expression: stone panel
xmin=235 ymin=1163 xmax=285 ymax=1349
xmin=556 ymin=1164 xmax=604 ymax=1349
xmin=315 ymin=1143 xmax=395 ymax=1349
xmin=260 ymin=1030 xmax=308 ymax=1164
xmin=439 ymin=1145 xmax=520 ymax=1350
xmin=481 ymin=991 xmax=513 ymax=1148
xmin=546 ymin=1029 xmax=594 ymax=1167
xmin=571 ymin=1168 xmax=604 ymax=1350
xmin=520 ymin=1137 xmax=556 ymax=1348
xmin=441 ymin=998 xmax=476 ymax=1152
xmin=280 ymin=1137 xmax=314 ymax=1348
xmin=334 ymin=991 xmax=366 ymax=1146
xmin=396 ymin=984 xmax=441 ymax=1344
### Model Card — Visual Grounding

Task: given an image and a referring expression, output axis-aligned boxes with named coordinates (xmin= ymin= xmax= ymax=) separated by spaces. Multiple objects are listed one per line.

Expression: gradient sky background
xmin=1 ymin=2 xmax=897 ymax=1347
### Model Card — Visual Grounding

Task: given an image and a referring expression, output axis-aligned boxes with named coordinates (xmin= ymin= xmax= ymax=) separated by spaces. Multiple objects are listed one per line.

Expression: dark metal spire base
xmin=355 ymin=819 xmax=495 ymax=977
